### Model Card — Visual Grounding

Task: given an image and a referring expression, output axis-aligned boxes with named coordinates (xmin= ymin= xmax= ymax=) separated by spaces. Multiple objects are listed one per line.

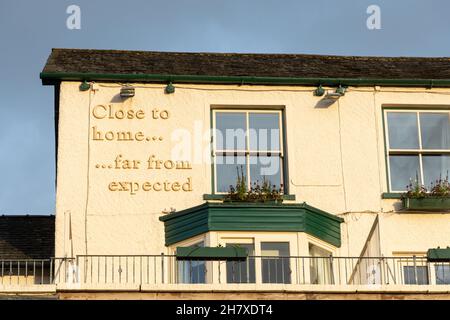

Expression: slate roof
xmin=0 ymin=215 xmax=54 ymax=259
xmin=41 ymin=48 xmax=450 ymax=85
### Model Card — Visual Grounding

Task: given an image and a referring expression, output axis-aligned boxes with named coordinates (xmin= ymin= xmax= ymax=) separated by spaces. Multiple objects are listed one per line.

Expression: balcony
xmin=1 ymin=255 xmax=449 ymax=296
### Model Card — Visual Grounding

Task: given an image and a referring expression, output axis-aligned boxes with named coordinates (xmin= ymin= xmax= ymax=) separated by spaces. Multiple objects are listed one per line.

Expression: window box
xmin=176 ymin=246 xmax=248 ymax=261
xmin=427 ymin=247 xmax=450 ymax=262
xmin=223 ymin=198 xmax=284 ymax=204
xmin=402 ymin=197 xmax=450 ymax=211
xmin=203 ymin=194 xmax=295 ymax=201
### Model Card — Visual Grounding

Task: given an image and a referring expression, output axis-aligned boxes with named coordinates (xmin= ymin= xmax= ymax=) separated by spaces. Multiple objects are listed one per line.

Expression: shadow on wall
xmin=314 ymin=99 xmax=338 ymax=109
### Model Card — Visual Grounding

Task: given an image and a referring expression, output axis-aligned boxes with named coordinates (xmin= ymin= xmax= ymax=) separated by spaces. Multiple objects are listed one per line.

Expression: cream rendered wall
xmin=55 ymin=82 xmax=450 ymax=258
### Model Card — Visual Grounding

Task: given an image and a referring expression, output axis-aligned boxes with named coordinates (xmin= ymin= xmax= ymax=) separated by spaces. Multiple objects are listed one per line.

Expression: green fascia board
xmin=161 ymin=205 xmax=209 ymax=245
xmin=427 ymin=247 xmax=450 ymax=262
xmin=176 ymin=246 xmax=248 ymax=261
xmin=40 ymin=72 xmax=450 ymax=87
xmin=160 ymin=202 xmax=343 ymax=247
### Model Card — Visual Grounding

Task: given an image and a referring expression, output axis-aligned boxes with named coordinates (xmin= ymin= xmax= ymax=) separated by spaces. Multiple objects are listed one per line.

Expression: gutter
xmin=40 ymin=72 xmax=450 ymax=87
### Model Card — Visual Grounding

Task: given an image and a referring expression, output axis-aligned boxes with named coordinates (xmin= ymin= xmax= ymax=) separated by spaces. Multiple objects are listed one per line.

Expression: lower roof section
xmin=0 ymin=215 xmax=55 ymax=259
xmin=159 ymin=202 xmax=343 ymax=247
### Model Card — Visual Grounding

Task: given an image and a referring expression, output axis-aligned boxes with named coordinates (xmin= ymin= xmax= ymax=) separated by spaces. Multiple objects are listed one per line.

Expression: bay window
xmin=226 ymin=243 xmax=256 ymax=283
xmin=177 ymin=241 xmax=206 ymax=284
xmin=261 ymin=242 xmax=291 ymax=284
xmin=435 ymin=265 xmax=450 ymax=285
xmin=309 ymin=244 xmax=333 ymax=284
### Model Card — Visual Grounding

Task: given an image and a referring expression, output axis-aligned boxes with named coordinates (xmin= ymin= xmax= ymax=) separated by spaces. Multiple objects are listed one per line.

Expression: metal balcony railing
xmin=1 ymin=256 xmax=449 ymax=287
xmin=0 ymin=259 xmax=55 ymax=285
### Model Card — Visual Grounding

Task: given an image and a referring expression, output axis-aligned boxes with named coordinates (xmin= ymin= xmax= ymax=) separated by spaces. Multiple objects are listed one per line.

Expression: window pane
xmin=420 ymin=113 xmax=450 ymax=149
xmin=177 ymin=242 xmax=206 ymax=284
xmin=226 ymin=244 xmax=255 ymax=284
xmin=249 ymin=113 xmax=280 ymax=151
xmin=261 ymin=242 xmax=290 ymax=256
xmin=216 ymin=155 xmax=247 ymax=192
xmin=261 ymin=242 xmax=291 ymax=284
xmin=215 ymin=112 xmax=246 ymax=150
xmin=389 ymin=155 xmax=420 ymax=191
xmin=249 ymin=156 xmax=282 ymax=189
xmin=435 ymin=265 xmax=450 ymax=285
xmin=403 ymin=266 xmax=429 ymax=285
xmin=387 ymin=112 xmax=419 ymax=149
xmin=422 ymin=155 xmax=450 ymax=188
xmin=309 ymin=244 xmax=333 ymax=285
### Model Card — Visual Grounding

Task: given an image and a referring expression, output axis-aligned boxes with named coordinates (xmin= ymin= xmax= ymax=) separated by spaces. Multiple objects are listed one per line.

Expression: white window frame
xmin=383 ymin=109 xmax=450 ymax=192
xmin=169 ymin=235 xmax=211 ymax=284
xmin=212 ymin=109 xmax=285 ymax=194
xmin=223 ymin=242 xmax=257 ymax=284
xmin=392 ymin=252 xmax=431 ymax=285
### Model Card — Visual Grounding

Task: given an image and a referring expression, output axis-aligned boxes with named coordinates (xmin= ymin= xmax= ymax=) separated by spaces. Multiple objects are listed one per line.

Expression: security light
xmin=324 ymin=92 xmax=342 ymax=100
xmin=165 ymin=82 xmax=175 ymax=94
xmin=325 ymin=86 xmax=345 ymax=99
xmin=120 ymin=86 xmax=135 ymax=98
xmin=314 ymin=85 xmax=325 ymax=96
xmin=314 ymin=86 xmax=346 ymax=108
xmin=79 ymin=80 xmax=91 ymax=91
xmin=335 ymin=86 xmax=346 ymax=96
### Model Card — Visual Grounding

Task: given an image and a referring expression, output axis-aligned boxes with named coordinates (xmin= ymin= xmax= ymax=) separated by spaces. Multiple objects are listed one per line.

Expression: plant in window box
xmin=224 ymin=166 xmax=284 ymax=203
xmin=402 ymin=173 xmax=450 ymax=211
xmin=430 ymin=175 xmax=450 ymax=197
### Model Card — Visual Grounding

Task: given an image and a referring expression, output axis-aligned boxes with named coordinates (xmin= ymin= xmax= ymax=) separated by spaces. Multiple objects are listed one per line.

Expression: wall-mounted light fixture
xmin=120 ymin=85 xmax=135 ymax=98
xmin=335 ymin=85 xmax=346 ymax=96
xmin=325 ymin=88 xmax=345 ymax=100
xmin=314 ymin=85 xmax=325 ymax=96
xmin=314 ymin=86 xmax=346 ymax=108
xmin=165 ymin=82 xmax=175 ymax=94
xmin=79 ymin=80 xmax=91 ymax=91
xmin=323 ymin=86 xmax=346 ymax=100
xmin=314 ymin=85 xmax=346 ymax=98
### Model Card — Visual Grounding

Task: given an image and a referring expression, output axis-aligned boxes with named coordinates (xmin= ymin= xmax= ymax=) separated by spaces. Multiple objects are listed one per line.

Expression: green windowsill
xmin=203 ymin=194 xmax=296 ymax=201
xmin=381 ymin=192 xmax=402 ymax=199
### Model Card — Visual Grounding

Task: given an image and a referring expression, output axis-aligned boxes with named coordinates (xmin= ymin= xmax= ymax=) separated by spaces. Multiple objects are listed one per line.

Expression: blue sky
xmin=1 ymin=0 xmax=450 ymax=214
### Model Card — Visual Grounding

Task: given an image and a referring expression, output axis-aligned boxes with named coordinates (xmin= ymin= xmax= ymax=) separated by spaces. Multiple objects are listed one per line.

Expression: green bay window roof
xmin=159 ymin=202 xmax=343 ymax=247
xmin=41 ymin=49 xmax=450 ymax=87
